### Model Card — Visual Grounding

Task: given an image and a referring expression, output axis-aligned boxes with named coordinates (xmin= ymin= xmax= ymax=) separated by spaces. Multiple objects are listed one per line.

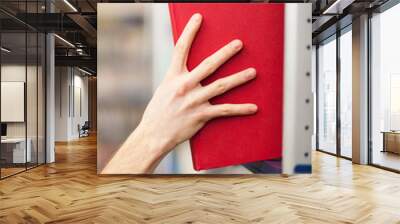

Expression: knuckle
xmin=176 ymin=81 xmax=190 ymax=97
xmin=186 ymin=96 xmax=200 ymax=107
xmin=202 ymin=59 xmax=215 ymax=72
xmin=204 ymin=66 xmax=215 ymax=75
xmin=196 ymin=110 xmax=209 ymax=122
xmin=178 ymin=98 xmax=195 ymax=112
xmin=215 ymin=81 xmax=227 ymax=94
xmin=177 ymin=104 xmax=188 ymax=115
xmin=221 ymin=105 xmax=232 ymax=115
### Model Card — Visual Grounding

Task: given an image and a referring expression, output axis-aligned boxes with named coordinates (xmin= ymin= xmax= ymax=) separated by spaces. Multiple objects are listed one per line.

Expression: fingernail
xmin=232 ymin=39 xmax=243 ymax=50
xmin=247 ymin=68 xmax=256 ymax=78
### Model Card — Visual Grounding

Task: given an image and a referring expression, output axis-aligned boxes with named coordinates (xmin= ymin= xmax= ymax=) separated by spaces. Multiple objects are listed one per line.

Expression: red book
xmin=169 ymin=3 xmax=285 ymax=171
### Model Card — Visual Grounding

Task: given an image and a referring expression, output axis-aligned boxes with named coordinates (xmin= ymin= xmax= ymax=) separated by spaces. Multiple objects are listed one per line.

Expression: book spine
xmin=168 ymin=3 xmax=178 ymax=44
xmin=169 ymin=4 xmax=201 ymax=171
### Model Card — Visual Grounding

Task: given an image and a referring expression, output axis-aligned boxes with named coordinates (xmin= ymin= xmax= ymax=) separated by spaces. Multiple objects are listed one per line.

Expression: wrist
xmin=135 ymin=122 xmax=175 ymax=159
xmin=134 ymin=123 xmax=172 ymax=158
xmin=101 ymin=123 xmax=175 ymax=174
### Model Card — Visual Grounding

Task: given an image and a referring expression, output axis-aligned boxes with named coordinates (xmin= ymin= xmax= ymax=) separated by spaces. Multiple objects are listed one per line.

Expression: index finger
xmin=171 ymin=13 xmax=202 ymax=72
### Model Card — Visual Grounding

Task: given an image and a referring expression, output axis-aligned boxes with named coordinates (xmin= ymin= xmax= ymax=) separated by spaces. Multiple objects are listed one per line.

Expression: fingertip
xmin=246 ymin=68 xmax=257 ymax=79
xmin=249 ymin=67 xmax=256 ymax=74
xmin=192 ymin=13 xmax=202 ymax=22
xmin=232 ymin=39 xmax=243 ymax=50
xmin=249 ymin=104 xmax=258 ymax=113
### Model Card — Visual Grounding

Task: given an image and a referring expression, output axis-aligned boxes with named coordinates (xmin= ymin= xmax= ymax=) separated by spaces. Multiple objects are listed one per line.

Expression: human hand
xmin=102 ymin=13 xmax=257 ymax=174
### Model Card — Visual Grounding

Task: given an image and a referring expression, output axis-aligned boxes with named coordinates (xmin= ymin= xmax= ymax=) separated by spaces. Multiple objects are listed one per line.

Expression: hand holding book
xmin=101 ymin=13 xmax=257 ymax=174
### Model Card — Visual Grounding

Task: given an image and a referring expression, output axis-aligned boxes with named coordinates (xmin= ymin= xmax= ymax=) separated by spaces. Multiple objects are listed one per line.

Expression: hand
xmin=102 ymin=13 xmax=257 ymax=174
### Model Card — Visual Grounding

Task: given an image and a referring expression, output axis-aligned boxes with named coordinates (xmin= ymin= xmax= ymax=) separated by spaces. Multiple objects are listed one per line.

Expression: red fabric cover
xmin=169 ymin=3 xmax=284 ymax=171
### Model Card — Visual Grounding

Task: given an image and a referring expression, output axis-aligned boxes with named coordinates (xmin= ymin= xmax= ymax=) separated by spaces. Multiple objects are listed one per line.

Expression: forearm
xmin=101 ymin=124 xmax=172 ymax=174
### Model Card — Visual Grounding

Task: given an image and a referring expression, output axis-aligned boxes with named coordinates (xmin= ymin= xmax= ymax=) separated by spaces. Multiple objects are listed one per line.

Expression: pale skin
xmin=101 ymin=13 xmax=258 ymax=174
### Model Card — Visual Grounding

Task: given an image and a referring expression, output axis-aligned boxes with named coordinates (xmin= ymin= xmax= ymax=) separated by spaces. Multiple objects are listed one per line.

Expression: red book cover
xmin=169 ymin=3 xmax=285 ymax=171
